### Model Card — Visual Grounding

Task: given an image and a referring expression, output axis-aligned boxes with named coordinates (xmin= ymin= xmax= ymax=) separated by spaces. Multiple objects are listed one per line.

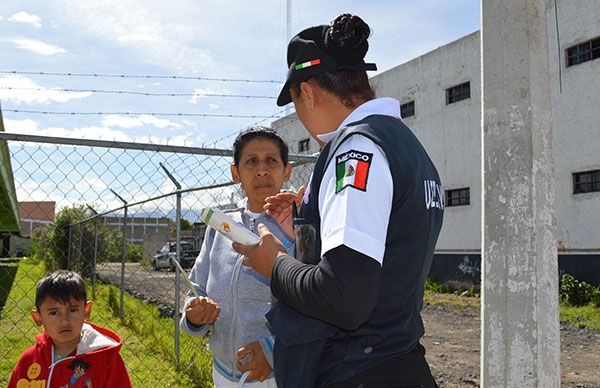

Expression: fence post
xmin=120 ymin=206 xmax=128 ymax=321
xmin=78 ymin=224 xmax=84 ymax=273
xmin=93 ymin=217 xmax=99 ymax=299
xmin=67 ymin=225 xmax=72 ymax=270
xmin=160 ymin=162 xmax=182 ymax=365
xmin=86 ymin=205 xmax=100 ymax=298
xmin=110 ymin=189 xmax=128 ymax=322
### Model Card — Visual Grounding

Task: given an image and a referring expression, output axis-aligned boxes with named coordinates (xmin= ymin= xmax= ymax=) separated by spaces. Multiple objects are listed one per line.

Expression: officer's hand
xmin=232 ymin=224 xmax=287 ymax=278
xmin=236 ymin=342 xmax=272 ymax=382
xmin=263 ymin=186 xmax=305 ymax=238
xmin=185 ymin=297 xmax=220 ymax=326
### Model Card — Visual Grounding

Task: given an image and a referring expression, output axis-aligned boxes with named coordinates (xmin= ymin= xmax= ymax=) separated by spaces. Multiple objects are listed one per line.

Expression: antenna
xmin=285 ymin=0 xmax=292 ymax=116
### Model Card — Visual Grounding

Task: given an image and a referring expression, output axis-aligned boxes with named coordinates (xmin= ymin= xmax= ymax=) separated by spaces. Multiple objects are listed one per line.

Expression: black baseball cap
xmin=277 ymin=23 xmax=377 ymax=106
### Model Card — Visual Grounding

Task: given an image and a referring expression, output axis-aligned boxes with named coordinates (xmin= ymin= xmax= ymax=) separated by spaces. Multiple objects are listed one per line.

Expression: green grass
xmin=424 ymin=290 xmax=481 ymax=309
xmin=560 ymin=302 xmax=600 ymax=331
xmin=0 ymin=259 xmax=213 ymax=387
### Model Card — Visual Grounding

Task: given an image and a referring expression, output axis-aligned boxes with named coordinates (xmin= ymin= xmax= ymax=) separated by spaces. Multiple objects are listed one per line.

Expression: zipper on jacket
xmin=228 ymin=253 xmax=244 ymax=377
xmin=47 ymin=347 xmax=76 ymax=388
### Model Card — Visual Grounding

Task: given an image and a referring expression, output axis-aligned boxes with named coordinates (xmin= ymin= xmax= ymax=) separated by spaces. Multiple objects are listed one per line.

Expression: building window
xmin=573 ymin=170 xmax=600 ymax=194
xmin=298 ymin=138 xmax=310 ymax=153
xmin=400 ymin=101 xmax=415 ymax=118
xmin=446 ymin=82 xmax=471 ymax=105
xmin=446 ymin=187 xmax=470 ymax=207
xmin=566 ymin=37 xmax=600 ymax=67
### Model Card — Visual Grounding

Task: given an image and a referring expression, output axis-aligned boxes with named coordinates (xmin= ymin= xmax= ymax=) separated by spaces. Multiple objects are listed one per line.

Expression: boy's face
xmin=31 ymin=297 xmax=92 ymax=351
xmin=231 ymin=138 xmax=291 ymax=213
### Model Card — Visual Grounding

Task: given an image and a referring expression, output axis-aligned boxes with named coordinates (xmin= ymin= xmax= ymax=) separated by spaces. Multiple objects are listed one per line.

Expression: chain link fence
xmin=0 ymin=132 xmax=315 ymax=386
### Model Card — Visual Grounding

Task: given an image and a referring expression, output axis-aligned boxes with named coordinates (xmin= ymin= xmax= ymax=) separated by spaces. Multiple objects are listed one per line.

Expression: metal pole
xmin=78 ymin=224 xmax=84 ymax=273
xmin=160 ymin=162 xmax=182 ymax=365
xmin=175 ymin=190 xmax=181 ymax=364
xmin=93 ymin=217 xmax=99 ymax=299
xmin=120 ymin=206 xmax=127 ymax=322
xmin=285 ymin=0 xmax=292 ymax=116
xmin=67 ymin=225 xmax=72 ymax=270
xmin=110 ymin=189 xmax=128 ymax=322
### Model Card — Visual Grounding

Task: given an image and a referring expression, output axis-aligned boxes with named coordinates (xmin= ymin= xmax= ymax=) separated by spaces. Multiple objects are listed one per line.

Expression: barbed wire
xmin=0 ymin=70 xmax=283 ymax=84
xmin=4 ymin=109 xmax=284 ymax=119
xmin=209 ymin=107 xmax=294 ymax=145
xmin=0 ymin=86 xmax=276 ymax=99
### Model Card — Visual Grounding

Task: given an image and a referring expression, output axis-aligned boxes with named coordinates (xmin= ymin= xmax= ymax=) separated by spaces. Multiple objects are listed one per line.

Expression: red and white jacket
xmin=8 ymin=322 xmax=131 ymax=388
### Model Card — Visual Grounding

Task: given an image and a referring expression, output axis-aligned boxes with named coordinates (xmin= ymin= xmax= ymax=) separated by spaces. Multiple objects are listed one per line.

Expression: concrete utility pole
xmin=481 ymin=0 xmax=560 ymax=387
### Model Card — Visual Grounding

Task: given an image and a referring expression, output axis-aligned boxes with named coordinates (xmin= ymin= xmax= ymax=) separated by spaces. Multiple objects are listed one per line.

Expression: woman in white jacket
xmin=180 ymin=127 xmax=294 ymax=387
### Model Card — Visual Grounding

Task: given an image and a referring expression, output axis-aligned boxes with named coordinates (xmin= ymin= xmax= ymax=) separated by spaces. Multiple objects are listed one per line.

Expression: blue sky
xmin=0 ymin=0 xmax=480 ymax=148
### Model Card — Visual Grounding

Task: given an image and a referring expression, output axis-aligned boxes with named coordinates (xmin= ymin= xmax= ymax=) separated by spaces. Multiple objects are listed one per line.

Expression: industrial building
xmin=272 ymin=1 xmax=600 ymax=284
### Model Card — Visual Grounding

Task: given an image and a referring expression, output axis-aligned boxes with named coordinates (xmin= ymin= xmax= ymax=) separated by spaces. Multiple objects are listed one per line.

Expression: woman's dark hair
xmin=35 ymin=270 xmax=87 ymax=311
xmin=233 ymin=126 xmax=289 ymax=166
xmin=291 ymin=14 xmax=375 ymax=108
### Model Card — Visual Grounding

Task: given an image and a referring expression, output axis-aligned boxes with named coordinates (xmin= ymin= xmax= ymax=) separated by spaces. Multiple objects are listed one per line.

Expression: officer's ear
xmin=230 ymin=164 xmax=241 ymax=183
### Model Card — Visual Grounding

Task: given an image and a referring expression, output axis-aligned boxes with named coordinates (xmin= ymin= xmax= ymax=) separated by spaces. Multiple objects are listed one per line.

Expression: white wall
xmin=548 ymin=0 xmax=600 ymax=252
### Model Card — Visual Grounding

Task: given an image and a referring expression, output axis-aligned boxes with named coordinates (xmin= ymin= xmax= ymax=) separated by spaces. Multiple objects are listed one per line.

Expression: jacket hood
xmin=36 ymin=322 xmax=122 ymax=357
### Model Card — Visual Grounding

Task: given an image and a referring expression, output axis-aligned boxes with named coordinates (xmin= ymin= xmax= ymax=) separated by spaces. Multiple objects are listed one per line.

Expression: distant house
xmin=8 ymin=201 xmax=56 ymax=257
xmin=19 ymin=201 xmax=56 ymax=237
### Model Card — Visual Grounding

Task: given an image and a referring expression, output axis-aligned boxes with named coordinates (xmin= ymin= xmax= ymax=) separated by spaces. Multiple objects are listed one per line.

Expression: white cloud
xmin=189 ymin=88 xmax=218 ymax=104
xmin=0 ymin=75 xmax=91 ymax=104
xmin=80 ymin=177 xmax=108 ymax=191
xmin=4 ymin=120 xmax=194 ymax=146
xmin=49 ymin=0 xmax=237 ymax=76
xmin=208 ymin=104 xmax=219 ymax=110
xmin=101 ymin=114 xmax=183 ymax=130
xmin=3 ymin=118 xmax=39 ymax=133
xmin=8 ymin=11 xmax=42 ymax=28
xmin=9 ymin=37 xmax=68 ymax=55
xmin=117 ymin=34 xmax=158 ymax=43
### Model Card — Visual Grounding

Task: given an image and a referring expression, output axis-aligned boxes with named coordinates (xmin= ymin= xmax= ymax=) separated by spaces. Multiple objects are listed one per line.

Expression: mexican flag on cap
xmin=335 ymin=149 xmax=373 ymax=193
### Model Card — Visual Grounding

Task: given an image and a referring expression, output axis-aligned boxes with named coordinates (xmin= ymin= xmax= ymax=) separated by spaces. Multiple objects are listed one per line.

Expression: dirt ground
xmin=421 ymin=295 xmax=600 ymax=387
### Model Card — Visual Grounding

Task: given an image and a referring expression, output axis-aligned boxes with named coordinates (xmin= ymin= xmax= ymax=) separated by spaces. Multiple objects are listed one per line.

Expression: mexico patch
xmin=335 ymin=150 xmax=373 ymax=193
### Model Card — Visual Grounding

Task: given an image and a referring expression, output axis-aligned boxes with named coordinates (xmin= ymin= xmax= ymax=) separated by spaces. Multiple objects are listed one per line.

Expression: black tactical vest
xmin=267 ymin=114 xmax=444 ymax=387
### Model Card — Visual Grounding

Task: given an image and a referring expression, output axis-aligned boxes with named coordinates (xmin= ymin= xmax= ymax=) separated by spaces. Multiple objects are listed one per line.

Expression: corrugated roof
xmin=0 ymin=103 xmax=21 ymax=234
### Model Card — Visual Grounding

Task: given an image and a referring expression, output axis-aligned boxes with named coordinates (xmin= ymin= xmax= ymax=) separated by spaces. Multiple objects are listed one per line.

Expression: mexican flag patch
xmin=335 ymin=150 xmax=373 ymax=193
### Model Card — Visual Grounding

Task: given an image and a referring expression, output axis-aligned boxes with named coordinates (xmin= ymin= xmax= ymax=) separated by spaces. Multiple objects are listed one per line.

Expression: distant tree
xmin=171 ymin=218 xmax=193 ymax=233
xmin=31 ymin=205 xmax=138 ymax=274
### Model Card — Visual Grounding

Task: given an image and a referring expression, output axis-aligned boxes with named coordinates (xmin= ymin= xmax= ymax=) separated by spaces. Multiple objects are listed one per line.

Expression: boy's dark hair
xmin=232 ymin=126 xmax=289 ymax=166
xmin=35 ymin=270 xmax=87 ymax=311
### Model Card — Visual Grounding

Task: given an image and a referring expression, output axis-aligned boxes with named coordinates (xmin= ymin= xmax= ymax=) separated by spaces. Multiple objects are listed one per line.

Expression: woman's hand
xmin=236 ymin=341 xmax=272 ymax=382
xmin=185 ymin=297 xmax=220 ymax=326
xmin=263 ymin=186 xmax=305 ymax=238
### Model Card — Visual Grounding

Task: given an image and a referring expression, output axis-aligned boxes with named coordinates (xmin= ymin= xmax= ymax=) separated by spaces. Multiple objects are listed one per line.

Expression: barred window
xmin=446 ymin=187 xmax=470 ymax=207
xmin=400 ymin=101 xmax=415 ymax=118
xmin=573 ymin=170 xmax=600 ymax=194
xmin=298 ymin=138 xmax=310 ymax=153
xmin=446 ymin=82 xmax=471 ymax=104
xmin=566 ymin=37 xmax=600 ymax=67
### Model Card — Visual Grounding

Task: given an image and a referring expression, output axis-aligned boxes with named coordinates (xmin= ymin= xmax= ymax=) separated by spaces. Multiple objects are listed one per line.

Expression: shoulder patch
xmin=335 ymin=149 xmax=373 ymax=193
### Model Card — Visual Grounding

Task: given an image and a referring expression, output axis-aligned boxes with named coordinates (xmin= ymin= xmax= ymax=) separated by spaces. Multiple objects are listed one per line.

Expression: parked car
xmin=152 ymin=242 xmax=199 ymax=271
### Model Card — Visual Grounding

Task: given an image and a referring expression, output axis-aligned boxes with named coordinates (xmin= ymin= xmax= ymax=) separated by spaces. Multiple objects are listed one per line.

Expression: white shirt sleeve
xmin=318 ymin=135 xmax=393 ymax=265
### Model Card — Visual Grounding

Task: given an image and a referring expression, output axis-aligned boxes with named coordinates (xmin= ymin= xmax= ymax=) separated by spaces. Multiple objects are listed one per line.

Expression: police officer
xmin=233 ymin=13 xmax=444 ymax=388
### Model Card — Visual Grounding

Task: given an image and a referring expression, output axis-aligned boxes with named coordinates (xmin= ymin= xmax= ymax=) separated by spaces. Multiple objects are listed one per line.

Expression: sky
xmin=0 ymin=0 xmax=481 ymax=148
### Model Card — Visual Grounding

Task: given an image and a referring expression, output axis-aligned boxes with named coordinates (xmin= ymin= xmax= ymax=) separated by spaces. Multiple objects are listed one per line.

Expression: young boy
xmin=9 ymin=270 xmax=131 ymax=388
